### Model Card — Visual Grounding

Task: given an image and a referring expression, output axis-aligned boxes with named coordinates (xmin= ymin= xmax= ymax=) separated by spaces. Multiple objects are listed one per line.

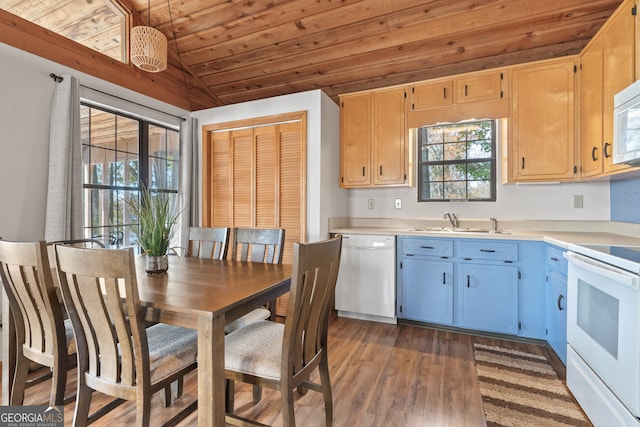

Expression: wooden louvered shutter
xmin=254 ymin=125 xmax=278 ymax=228
xmin=210 ymin=131 xmax=231 ymax=227
xmin=202 ymin=112 xmax=306 ymax=316
xmin=278 ymin=122 xmax=304 ymax=265
xmin=231 ymin=128 xmax=253 ymax=227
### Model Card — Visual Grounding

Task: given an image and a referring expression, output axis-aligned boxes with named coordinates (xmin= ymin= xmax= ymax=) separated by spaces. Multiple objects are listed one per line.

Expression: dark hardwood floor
xmin=2 ymin=314 xmax=565 ymax=426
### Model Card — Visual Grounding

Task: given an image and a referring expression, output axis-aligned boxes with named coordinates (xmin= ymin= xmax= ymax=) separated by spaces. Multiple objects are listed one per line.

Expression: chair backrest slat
xmin=56 ymin=246 xmax=147 ymax=389
xmin=0 ymin=241 xmax=64 ymax=360
xmin=231 ymin=228 xmax=285 ymax=264
xmin=282 ymin=236 xmax=342 ymax=378
xmin=187 ymin=227 xmax=230 ymax=260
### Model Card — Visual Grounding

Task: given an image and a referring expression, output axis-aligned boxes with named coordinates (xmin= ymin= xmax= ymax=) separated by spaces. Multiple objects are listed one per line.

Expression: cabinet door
xmin=510 ymin=59 xmax=576 ymax=181
xmin=340 ymin=93 xmax=372 ymax=187
xmin=602 ymin=0 xmax=635 ymax=175
xmin=373 ymin=87 xmax=407 ymax=185
xmin=457 ymin=263 xmax=519 ymax=334
xmin=400 ymin=257 xmax=454 ymax=325
xmin=547 ymin=271 xmax=568 ymax=364
xmin=410 ymin=80 xmax=453 ymax=110
xmin=456 ymin=72 xmax=503 ymax=103
xmin=580 ymin=35 xmax=604 ymax=178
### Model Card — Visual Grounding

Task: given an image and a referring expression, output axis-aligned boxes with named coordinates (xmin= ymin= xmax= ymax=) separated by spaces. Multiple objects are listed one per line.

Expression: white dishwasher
xmin=335 ymin=234 xmax=396 ymax=324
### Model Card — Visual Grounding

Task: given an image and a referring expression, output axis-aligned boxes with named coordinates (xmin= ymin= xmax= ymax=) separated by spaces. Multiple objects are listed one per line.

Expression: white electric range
xmin=566 ymin=243 xmax=640 ymax=427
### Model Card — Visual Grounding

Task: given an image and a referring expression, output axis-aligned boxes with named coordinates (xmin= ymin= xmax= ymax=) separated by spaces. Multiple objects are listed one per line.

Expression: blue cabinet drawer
xmin=402 ymin=238 xmax=454 ymax=258
xmin=546 ymin=245 xmax=568 ymax=276
xmin=458 ymin=240 xmax=519 ymax=262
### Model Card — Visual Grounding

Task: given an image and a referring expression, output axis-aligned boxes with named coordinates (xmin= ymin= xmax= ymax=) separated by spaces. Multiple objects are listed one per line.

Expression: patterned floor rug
xmin=472 ymin=343 xmax=591 ymax=427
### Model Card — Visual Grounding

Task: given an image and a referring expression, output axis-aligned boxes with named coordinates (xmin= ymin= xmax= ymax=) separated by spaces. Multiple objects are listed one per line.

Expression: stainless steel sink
xmin=407 ymin=227 xmax=509 ymax=235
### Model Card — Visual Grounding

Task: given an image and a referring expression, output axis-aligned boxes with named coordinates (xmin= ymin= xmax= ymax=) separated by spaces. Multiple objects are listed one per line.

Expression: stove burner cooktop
xmin=568 ymin=243 xmax=640 ymax=274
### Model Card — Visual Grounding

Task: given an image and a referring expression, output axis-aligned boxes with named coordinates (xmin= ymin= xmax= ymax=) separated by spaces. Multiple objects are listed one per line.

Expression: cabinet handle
xmin=480 ymin=249 xmax=496 ymax=253
xmin=521 ymin=157 xmax=525 ymax=169
xmin=467 ymin=275 xmax=470 ymax=288
xmin=379 ymin=165 xmax=383 ymax=176
xmin=464 ymin=84 xmax=468 ymax=97
xmin=550 ymin=257 xmax=559 ymax=262
xmin=591 ymin=146 xmax=598 ymax=161
xmin=443 ymin=87 xmax=447 ymax=99
xmin=557 ymin=294 xmax=565 ymax=311
xmin=604 ymin=142 xmax=611 ymax=158
xmin=420 ymin=245 xmax=435 ymax=249
xmin=442 ymin=272 xmax=446 ymax=285
xmin=362 ymin=166 xmax=366 ymax=177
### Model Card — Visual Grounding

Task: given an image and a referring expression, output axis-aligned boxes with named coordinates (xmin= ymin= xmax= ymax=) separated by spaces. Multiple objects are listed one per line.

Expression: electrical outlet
xmin=573 ymin=195 xmax=584 ymax=209
xmin=395 ymin=198 xmax=402 ymax=209
xmin=368 ymin=199 xmax=375 ymax=209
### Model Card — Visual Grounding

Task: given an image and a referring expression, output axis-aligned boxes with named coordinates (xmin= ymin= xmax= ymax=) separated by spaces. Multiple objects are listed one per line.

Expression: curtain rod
xmin=49 ymin=72 xmax=186 ymax=122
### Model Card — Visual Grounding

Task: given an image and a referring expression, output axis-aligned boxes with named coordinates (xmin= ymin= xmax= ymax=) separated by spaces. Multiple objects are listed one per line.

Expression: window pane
xmin=444 ymin=164 xmax=466 ymax=181
xmin=444 ymin=181 xmax=466 ymax=199
xmin=81 ymin=104 xmax=179 ymax=252
xmin=417 ymin=120 xmax=496 ymax=202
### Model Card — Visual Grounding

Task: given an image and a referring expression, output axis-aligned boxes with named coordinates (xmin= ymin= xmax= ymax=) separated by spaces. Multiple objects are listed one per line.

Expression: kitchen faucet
xmin=444 ymin=212 xmax=458 ymax=228
xmin=490 ymin=217 xmax=498 ymax=232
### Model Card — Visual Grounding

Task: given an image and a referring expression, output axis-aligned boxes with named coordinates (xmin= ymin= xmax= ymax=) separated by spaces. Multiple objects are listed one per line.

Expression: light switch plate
xmin=395 ymin=198 xmax=402 ymax=209
xmin=368 ymin=199 xmax=375 ymax=209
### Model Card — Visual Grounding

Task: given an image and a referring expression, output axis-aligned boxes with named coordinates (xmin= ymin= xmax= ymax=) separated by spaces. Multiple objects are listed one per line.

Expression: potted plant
xmin=127 ymin=186 xmax=180 ymax=274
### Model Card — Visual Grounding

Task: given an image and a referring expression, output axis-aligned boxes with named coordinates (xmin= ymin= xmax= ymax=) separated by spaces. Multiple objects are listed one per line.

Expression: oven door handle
xmin=566 ymin=251 xmax=640 ymax=289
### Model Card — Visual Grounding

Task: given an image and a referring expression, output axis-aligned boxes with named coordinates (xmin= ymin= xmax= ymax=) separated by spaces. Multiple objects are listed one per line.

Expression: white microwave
xmin=614 ymin=79 xmax=640 ymax=166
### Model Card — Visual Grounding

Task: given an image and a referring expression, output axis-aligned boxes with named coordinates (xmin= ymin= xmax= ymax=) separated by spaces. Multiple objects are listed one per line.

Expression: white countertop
xmin=328 ymin=218 xmax=640 ymax=249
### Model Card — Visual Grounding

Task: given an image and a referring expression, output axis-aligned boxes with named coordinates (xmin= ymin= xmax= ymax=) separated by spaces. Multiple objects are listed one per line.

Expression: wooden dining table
xmin=1 ymin=255 xmax=292 ymax=427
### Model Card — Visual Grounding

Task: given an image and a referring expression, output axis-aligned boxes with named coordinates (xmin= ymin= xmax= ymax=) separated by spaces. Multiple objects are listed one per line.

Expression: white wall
xmin=345 ymin=145 xmax=610 ymax=221
xmin=191 ymin=90 xmax=348 ymax=242
xmin=346 ymin=181 xmax=610 ymax=221
xmin=0 ymin=42 xmax=188 ymax=241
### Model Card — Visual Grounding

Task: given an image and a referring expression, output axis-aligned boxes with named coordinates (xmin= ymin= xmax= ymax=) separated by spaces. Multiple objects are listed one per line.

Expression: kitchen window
xmin=417 ymin=120 xmax=496 ymax=202
xmin=80 ymin=103 xmax=180 ymax=249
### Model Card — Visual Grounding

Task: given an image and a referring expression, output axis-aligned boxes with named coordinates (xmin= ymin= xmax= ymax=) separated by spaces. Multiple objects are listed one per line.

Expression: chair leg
xmin=73 ymin=383 xmax=93 ymax=427
xmin=176 ymin=377 xmax=184 ymax=398
xmin=51 ymin=356 xmax=67 ymax=406
xmin=318 ymin=357 xmax=333 ymax=427
xmin=252 ymin=385 xmax=262 ymax=403
xmin=10 ymin=354 xmax=30 ymax=405
xmin=164 ymin=384 xmax=171 ymax=407
xmin=136 ymin=391 xmax=151 ymax=427
xmin=281 ymin=386 xmax=296 ymax=427
xmin=225 ymin=379 xmax=235 ymax=414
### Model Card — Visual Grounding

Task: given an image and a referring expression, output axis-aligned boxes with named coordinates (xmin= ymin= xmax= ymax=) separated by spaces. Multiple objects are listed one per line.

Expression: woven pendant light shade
xmin=130 ymin=26 xmax=167 ymax=72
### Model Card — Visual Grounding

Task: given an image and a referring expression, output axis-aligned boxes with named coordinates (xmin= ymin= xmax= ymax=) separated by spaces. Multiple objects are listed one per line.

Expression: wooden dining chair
xmin=186 ymin=226 xmax=230 ymax=260
xmin=224 ymin=235 xmax=342 ymax=427
xmin=0 ymin=240 xmax=75 ymax=406
xmin=226 ymin=227 xmax=286 ymax=333
xmin=55 ymin=245 xmax=198 ymax=427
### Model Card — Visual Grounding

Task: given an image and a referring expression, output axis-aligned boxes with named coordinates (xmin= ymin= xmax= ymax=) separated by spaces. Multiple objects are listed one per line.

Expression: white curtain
xmin=45 ymin=75 xmax=82 ymax=241
xmin=179 ymin=117 xmax=198 ymax=254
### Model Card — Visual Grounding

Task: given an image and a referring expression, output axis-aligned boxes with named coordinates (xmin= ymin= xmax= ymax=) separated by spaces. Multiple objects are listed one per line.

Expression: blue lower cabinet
xmin=546 ymin=244 xmax=568 ymax=364
xmin=457 ymin=262 xmax=519 ymax=335
xmin=547 ymin=271 xmax=568 ymax=363
xmin=400 ymin=257 xmax=454 ymax=325
xmin=397 ymin=236 xmax=547 ymax=340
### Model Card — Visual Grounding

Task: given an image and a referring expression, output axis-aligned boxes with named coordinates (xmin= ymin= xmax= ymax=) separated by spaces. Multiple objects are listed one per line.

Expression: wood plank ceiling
xmin=0 ymin=0 xmax=626 ymax=110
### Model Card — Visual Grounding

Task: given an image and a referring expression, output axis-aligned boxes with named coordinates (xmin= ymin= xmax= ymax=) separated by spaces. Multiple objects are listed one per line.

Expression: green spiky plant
xmin=127 ymin=186 xmax=180 ymax=257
